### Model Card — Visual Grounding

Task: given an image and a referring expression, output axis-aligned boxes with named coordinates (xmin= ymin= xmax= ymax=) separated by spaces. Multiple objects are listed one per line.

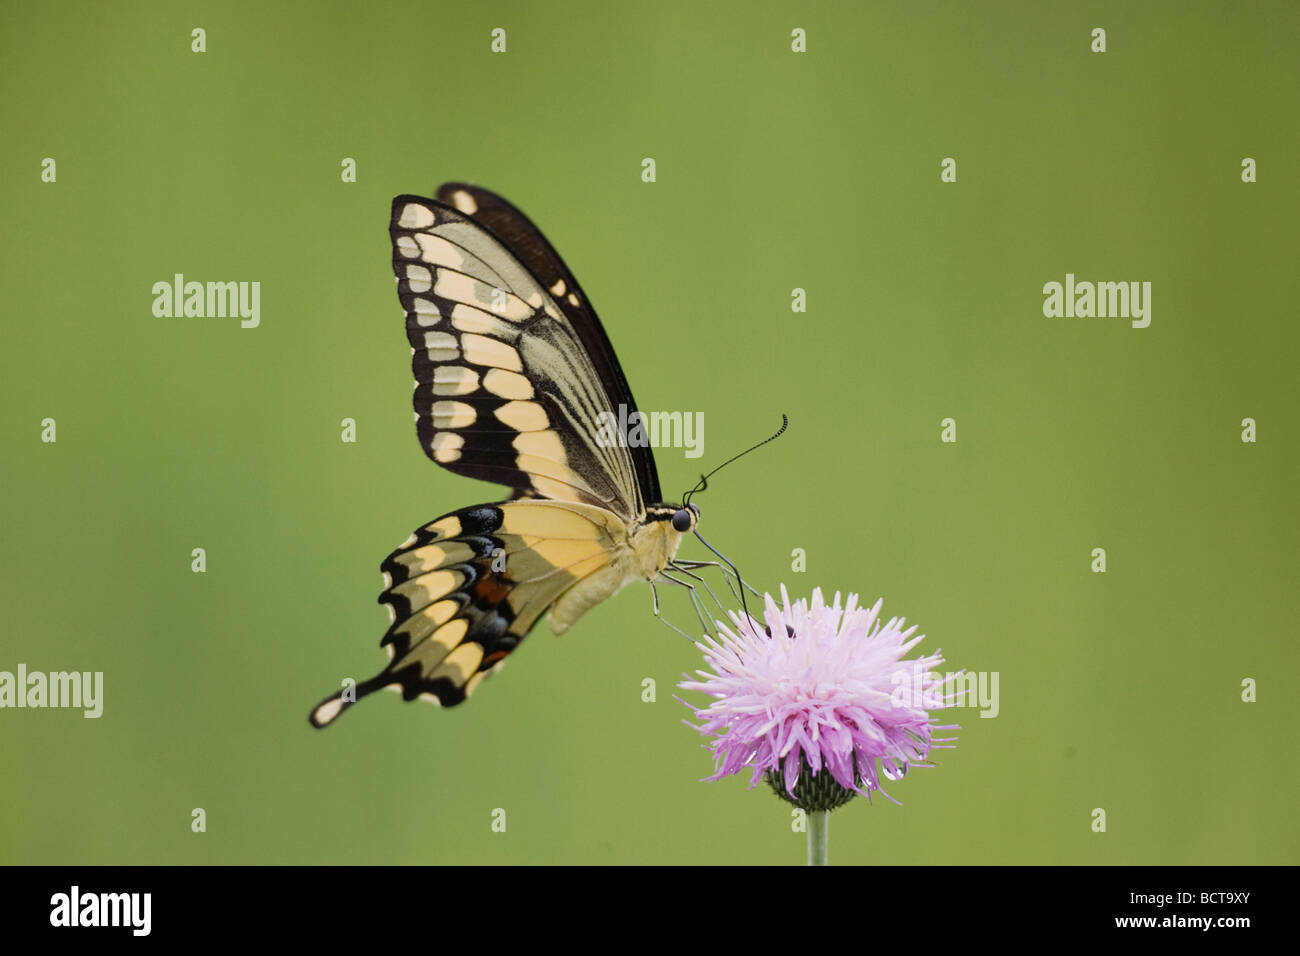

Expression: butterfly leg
xmin=658 ymin=568 xmax=716 ymax=638
xmin=671 ymin=559 xmax=761 ymax=605
xmin=667 ymin=561 xmax=728 ymax=617
xmin=649 ymin=580 xmax=698 ymax=643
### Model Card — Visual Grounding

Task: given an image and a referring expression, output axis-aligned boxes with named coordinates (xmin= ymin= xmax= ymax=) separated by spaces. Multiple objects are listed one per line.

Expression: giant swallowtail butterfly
xmin=310 ymin=183 xmax=735 ymax=727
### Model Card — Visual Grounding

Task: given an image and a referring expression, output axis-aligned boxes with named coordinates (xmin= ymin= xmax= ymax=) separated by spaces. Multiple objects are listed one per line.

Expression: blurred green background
xmin=2 ymin=0 xmax=1297 ymax=865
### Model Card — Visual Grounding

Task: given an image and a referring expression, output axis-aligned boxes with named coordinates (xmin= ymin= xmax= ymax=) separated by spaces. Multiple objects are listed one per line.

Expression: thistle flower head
xmin=679 ymin=586 xmax=956 ymax=809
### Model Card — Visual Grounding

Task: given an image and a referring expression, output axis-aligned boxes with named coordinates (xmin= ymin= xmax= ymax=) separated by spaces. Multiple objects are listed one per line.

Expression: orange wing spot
xmin=473 ymin=572 xmax=511 ymax=605
xmin=482 ymin=650 xmax=509 ymax=668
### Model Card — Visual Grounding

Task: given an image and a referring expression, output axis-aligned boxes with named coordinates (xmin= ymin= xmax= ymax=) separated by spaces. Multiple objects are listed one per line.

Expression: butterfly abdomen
xmin=549 ymin=515 xmax=684 ymax=633
xmin=548 ymin=563 xmax=628 ymax=634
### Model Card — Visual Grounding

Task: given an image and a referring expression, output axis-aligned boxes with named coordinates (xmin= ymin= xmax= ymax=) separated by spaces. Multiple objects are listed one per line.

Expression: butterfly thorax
xmin=631 ymin=503 xmax=694 ymax=578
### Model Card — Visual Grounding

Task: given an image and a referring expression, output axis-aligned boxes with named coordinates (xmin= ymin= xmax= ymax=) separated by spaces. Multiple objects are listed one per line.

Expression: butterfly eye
xmin=671 ymin=509 xmax=693 ymax=532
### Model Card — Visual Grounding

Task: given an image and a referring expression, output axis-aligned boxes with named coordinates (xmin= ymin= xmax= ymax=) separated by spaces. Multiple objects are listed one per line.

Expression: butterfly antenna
xmin=682 ymin=414 xmax=788 ymax=508
xmin=681 ymin=414 xmax=788 ymax=624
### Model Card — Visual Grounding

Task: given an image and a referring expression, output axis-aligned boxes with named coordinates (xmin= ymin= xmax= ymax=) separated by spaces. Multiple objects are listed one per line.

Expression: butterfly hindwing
xmin=309 ymin=499 xmax=625 ymax=727
xmin=391 ymin=193 xmax=656 ymax=521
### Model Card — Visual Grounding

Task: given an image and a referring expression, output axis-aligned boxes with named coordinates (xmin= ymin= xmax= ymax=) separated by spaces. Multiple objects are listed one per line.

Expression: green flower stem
xmin=807 ymin=809 xmax=829 ymax=866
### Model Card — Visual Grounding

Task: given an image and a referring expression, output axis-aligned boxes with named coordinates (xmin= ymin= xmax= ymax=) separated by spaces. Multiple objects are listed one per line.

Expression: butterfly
xmin=310 ymin=183 xmax=726 ymax=727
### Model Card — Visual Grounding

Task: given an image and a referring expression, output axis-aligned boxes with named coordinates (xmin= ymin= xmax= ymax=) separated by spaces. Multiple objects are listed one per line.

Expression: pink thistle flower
xmin=679 ymin=586 xmax=957 ymax=810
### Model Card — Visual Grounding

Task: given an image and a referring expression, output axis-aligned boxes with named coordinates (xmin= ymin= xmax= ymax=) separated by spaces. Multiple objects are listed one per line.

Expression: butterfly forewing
xmin=434 ymin=183 xmax=664 ymax=508
xmin=391 ymin=194 xmax=650 ymax=520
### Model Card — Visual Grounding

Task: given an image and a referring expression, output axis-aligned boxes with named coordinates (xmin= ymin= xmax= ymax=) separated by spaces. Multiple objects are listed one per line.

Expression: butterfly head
xmin=648 ymin=502 xmax=699 ymax=533
xmin=671 ymin=503 xmax=700 ymax=533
